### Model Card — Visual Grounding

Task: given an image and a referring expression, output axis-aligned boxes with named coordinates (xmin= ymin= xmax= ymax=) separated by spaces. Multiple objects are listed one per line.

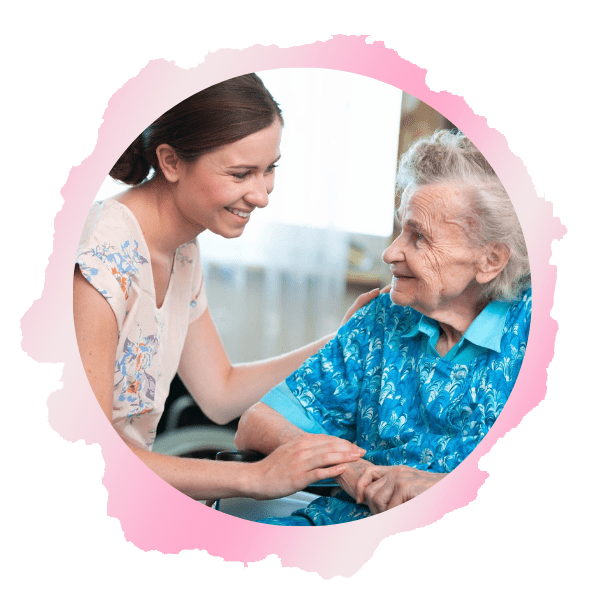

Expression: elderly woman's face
xmin=383 ymin=184 xmax=484 ymax=319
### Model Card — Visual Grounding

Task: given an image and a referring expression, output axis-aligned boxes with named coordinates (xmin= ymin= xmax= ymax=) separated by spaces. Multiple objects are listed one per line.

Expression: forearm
xmin=133 ymin=431 xmax=365 ymax=502
xmin=130 ymin=444 xmax=258 ymax=500
xmin=180 ymin=289 xmax=385 ymax=426
xmin=235 ymin=402 xmax=307 ymax=455
xmin=178 ymin=309 xmax=334 ymax=425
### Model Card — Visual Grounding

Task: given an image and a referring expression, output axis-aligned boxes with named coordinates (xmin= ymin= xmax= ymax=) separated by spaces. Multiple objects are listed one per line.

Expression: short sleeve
xmin=75 ymin=201 xmax=148 ymax=332
xmin=261 ymin=381 xmax=329 ymax=435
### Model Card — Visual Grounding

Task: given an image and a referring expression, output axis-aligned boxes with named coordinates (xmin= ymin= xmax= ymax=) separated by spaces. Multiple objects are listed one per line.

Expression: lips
xmin=225 ymin=207 xmax=251 ymax=218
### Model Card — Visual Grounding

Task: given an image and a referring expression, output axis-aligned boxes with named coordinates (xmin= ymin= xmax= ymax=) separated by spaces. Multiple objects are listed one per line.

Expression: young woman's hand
xmin=245 ymin=433 xmax=365 ymax=500
xmin=339 ymin=284 xmax=392 ymax=327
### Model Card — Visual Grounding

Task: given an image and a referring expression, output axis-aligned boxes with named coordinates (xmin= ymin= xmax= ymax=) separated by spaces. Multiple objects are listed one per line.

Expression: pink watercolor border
xmin=21 ymin=36 xmax=564 ymax=578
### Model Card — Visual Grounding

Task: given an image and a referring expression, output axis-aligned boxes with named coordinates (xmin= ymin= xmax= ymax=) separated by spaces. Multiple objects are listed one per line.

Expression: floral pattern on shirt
xmin=260 ymin=289 xmax=531 ymax=526
xmin=115 ymin=332 xmax=160 ymax=423
xmin=77 ymin=260 xmax=109 ymax=298
xmin=76 ymin=199 xmax=208 ymax=450
xmin=78 ymin=239 xmax=148 ymax=300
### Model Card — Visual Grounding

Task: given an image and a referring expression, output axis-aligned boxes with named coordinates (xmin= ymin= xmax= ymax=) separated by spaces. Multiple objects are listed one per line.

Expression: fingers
xmin=312 ymin=464 xmax=348 ymax=482
xmin=357 ymin=288 xmax=380 ymax=307
xmin=277 ymin=436 xmax=364 ymax=483
xmin=315 ymin=451 xmax=363 ymax=467
xmin=299 ymin=445 xmax=363 ymax=472
xmin=380 ymin=284 xmax=392 ymax=294
xmin=340 ymin=288 xmax=382 ymax=326
xmin=354 ymin=466 xmax=381 ymax=504
xmin=364 ymin=478 xmax=389 ymax=514
xmin=296 ymin=434 xmax=364 ymax=459
xmin=363 ymin=467 xmax=407 ymax=514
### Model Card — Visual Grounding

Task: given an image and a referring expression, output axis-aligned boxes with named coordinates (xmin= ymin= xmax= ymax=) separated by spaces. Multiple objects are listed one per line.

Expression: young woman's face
xmin=174 ymin=117 xmax=282 ymax=238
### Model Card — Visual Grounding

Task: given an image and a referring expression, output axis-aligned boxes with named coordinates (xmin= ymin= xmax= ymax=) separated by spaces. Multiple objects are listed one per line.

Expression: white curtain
xmin=200 ymin=223 xmax=349 ymax=361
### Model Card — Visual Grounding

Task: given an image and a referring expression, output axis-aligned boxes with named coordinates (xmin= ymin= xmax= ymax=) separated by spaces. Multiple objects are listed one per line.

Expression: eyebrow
xmin=405 ymin=218 xmax=424 ymax=231
xmin=227 ymin=155 xmax=281 ymax=169
xmin=404 ymin=218 xmax=432 ymax=237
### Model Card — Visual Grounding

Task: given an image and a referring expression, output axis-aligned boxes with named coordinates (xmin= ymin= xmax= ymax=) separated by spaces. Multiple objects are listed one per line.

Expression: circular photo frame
xmin=22 ymin=36 xmax=563 ymax=578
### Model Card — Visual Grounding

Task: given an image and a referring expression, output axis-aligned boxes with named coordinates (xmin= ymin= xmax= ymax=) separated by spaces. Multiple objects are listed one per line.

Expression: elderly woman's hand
xmin=339 ymin=285 xmax=392 ymax=328
xmin=333 ymin=457 xmax=378 ymax=502
xmin=355 ymin=465 xmax=446 ymax=514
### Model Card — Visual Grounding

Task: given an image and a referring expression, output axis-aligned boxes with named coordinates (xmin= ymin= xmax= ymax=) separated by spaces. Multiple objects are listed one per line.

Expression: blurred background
xmin=93 ymin=68 xmax=456 ymax=454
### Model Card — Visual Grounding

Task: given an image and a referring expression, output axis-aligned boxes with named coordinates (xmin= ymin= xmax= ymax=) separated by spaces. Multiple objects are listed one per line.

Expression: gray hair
xmin=396 ymin=130 xmax=531 ymax=302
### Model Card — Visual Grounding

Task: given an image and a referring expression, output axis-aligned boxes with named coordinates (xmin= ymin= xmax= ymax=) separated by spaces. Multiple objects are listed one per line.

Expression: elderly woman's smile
xmin=383 ymin=184 xmax=486 ymax=327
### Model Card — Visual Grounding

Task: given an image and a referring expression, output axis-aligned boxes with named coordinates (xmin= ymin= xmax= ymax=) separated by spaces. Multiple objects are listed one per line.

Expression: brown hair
xmin=110 ymin=73 xmax=283 ymax=186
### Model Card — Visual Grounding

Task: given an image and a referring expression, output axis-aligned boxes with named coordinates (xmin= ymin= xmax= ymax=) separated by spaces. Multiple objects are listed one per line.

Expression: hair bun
xmin=109 ymin=134 xmax=152 ymax=186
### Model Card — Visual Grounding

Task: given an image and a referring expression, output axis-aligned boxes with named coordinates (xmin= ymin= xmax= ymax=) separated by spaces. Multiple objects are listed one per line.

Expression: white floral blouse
xmin=76 ymin=198 xmax=208 ymax=449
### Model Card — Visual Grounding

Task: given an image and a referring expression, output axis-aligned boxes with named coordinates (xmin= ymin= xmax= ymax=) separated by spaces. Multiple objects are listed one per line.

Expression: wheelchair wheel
xmin=152 ymin=425 xmax=237 ymax=460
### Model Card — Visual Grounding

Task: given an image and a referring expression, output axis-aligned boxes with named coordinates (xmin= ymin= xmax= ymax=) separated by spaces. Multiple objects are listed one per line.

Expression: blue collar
xmin=402 ymin=299 xmax=511 ymax=362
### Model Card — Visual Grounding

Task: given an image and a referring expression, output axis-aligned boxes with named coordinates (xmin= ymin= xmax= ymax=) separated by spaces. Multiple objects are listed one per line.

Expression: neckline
xmin=108 ymin=198 xmax=176 ymax=312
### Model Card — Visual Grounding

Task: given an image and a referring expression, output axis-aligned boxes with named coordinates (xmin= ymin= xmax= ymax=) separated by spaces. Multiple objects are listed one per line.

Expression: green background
xmin=1 ymin=1 xmax=589 ymax=600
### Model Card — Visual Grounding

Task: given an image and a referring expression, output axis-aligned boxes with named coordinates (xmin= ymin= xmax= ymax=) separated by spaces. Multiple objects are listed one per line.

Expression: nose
xmin=382 ymin=235 xmax=405 ymax=265
xmin=244 ymin=174 xmax=271 ymax=208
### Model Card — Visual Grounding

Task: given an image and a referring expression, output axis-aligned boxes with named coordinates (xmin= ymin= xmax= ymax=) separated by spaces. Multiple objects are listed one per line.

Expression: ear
xmin=155 ymin=144 xmax=182 ymax=183
xmin=475 ymin=243 xmax=511 ymax=284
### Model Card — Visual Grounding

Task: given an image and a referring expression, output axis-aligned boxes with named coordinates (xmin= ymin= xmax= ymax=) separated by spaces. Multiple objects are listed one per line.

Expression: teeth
xmin=226 ymin=208 xmax=249 ymax=218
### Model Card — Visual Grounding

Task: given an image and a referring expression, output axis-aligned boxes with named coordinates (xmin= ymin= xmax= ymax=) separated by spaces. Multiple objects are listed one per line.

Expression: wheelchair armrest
xmin=215 ymin=449 xmax=265 ymax=463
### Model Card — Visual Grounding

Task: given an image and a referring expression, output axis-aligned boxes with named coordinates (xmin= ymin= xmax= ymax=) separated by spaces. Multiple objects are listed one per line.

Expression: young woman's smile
xmin=173 ymin=117 xmax=282 ymax=238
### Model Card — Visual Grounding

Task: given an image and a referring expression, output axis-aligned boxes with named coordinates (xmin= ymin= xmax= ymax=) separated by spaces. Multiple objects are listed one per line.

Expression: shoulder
xmin=76 ymin=199 xmax=150 ymax=312
xmin=79 ymin=198 xmax=142 ymax=246
xmin=77 ymin=199 xmax=149 ymax=269
xmin=503 ymin=287 xmax=532 ymax=336
xmin=339 ymin=293 xmax=420 ymax=340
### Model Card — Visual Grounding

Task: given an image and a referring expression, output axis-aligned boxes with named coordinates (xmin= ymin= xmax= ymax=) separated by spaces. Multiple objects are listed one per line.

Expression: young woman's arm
xmin=73 ymin=269 xmax=362 ymax=500
xmin=178 ymin=288 xmax=384 ymax=425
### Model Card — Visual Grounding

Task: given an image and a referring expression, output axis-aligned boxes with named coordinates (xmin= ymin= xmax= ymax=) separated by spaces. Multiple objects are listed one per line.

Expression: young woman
xmin=74 ymin=73 xmax=374 ymax=502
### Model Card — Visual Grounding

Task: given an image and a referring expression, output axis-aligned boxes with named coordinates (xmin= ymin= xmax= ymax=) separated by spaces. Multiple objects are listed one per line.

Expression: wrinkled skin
xmin=356 ymin=464 xmax=446 ymax=514
xmin=383 ymin=184 xmax=487 ymax=334
xmin=335 ymin=459 xmax=445 ymax=513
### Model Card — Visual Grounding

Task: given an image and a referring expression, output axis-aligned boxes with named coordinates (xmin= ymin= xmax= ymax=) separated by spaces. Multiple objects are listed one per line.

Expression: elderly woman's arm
xmin=235 ymin=402 xmax=305 ymax=453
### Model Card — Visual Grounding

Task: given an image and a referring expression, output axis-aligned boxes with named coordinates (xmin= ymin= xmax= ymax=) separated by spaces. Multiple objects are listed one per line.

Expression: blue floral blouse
xmin=259 ymin=289 xmax=532 ymax=525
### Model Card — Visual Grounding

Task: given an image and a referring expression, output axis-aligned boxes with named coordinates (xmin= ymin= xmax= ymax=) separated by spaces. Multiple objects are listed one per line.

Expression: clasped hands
xmin=334 ymin=456 xmax=446 ymax=515
xmin=249 ymin=433 xmax=445 ymax=513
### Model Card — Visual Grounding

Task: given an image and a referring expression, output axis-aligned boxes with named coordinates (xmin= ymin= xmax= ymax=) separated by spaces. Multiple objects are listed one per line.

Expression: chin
xmin=220 ymin=230 xmax=244 ymax=239
xmin=212 ymin=225 xmax=247 ymax=239
xmin=390 ymin=289 xmax=408 ymax=306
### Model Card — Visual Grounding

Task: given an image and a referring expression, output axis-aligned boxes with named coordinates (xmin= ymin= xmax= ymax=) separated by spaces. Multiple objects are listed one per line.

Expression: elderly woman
xmin=235 ymin=130 xmax=531 ymax=525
